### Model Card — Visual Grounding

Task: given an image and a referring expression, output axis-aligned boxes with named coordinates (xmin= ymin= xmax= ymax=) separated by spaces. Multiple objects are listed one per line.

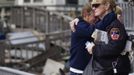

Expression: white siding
xmin=15 ymin=0 xmax=24 ymax=5
xmin=56 ymin=0 xmax=65 ymax=5
xmin=79 ymin=0 xmax=88 ymax=5
xmin=43 ymin=0 xmax=65 ymax=5
xmin=117 ymin=0 xmax=124 ymax=3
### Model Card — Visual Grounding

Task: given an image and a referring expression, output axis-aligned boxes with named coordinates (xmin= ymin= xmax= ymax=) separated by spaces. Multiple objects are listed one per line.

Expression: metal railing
xmin=9 ymin=6 xmax=73 ymax=50
xmin=9 ymin=6 xmax=73 ymax=33
xmin=0 ymin=67 xmax=35 ymax=75
xmin=0 ymin=5 xmax=73 ymax=74
xmin=3 ymin=31 xmax=46 ymax=67
xmin=8 ymin=3 xmax=134 ymax=32
xmin=118 ymin=2 xmax=134 ymax=31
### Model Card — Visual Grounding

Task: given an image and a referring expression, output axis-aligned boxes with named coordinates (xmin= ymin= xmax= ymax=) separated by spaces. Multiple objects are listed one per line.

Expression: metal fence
xmin=118 ymin=2 xmax=134 ymax=31
xmin=0 ymin=6 xmax=72 ymax=74
xmin=9 ymin=6 xmax=73 ymax=33
xmin=8 ymin=3 xmax=134 ymax=32
xmin=1 ymin=31 xmax=45 ymax=69
xmin=9 ymin=6 xmax=72 ymax=50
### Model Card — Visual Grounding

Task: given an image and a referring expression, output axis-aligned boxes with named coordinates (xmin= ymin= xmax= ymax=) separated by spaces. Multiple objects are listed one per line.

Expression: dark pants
xmin=116 ymin=72 xmax=129 ymax=75
xmin=108 ymin=70 xmax=129 ymax=75
xmin=70 ymin=71 xmax=82 ymax=75
xmin=107 ymin=71 xmax=129 ymax=75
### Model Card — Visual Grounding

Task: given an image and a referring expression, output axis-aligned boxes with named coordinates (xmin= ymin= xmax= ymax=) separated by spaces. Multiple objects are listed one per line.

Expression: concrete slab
xmin=43 ymin=59 xmax=64 ymax=75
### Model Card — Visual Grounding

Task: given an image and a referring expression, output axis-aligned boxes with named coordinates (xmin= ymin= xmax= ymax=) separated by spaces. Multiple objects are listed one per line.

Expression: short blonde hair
xmin=91 ymin=0 xmax=116 ymax=10
xmin=81 ymin=3 xmax=92 ymax=17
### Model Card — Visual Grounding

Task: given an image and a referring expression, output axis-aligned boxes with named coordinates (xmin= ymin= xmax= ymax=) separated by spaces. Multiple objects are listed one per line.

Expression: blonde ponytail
xmin=114 ymin=6 xmax=122 ymax=15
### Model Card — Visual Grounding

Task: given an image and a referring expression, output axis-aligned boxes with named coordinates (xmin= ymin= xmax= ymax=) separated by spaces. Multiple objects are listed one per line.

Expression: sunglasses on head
xmin=92 ymin=4 xmax=101 ymax=8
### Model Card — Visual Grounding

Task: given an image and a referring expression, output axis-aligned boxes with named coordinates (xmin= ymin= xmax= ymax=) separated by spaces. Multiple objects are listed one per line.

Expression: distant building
xmin=14 ymin=0 xmax=89 ymax=11
xmin=116 ymin=0 xmax=124 ymax=3
xmin=15 ymin=0 xmax=88 ymax=6
xmin=0 ymin=0 xmax=15 ymax=21
xmin=0 ymin=0 xmax=15 ymax=6
xmin=0 ymin=0 xmax=88 ymax=23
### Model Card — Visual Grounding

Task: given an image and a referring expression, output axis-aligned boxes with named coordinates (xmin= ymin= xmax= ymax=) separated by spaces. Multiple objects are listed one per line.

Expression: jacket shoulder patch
xmin=110 ymin=28 xmax=120 ymax=40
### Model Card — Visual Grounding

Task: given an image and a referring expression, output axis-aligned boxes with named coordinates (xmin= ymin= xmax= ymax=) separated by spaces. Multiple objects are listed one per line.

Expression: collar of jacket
xmin=95 ymin=11 xmax=117 ymax=31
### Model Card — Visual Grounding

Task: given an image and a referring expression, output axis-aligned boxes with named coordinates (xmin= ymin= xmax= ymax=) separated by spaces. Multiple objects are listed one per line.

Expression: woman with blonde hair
xmin=70 ymin=0 xmax=130 ymax=75
xmin=85 ymin=0 xmax=130 ymax=75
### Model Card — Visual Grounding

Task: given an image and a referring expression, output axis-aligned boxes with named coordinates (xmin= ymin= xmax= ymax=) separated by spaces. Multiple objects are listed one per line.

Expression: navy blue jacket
xmin=70 ymin=18 xmax=95 ymax=70
xmin=95 ymin=11 xmax=116 ymax=31
xmin=93 ymin=11 xmax=130 ymax=73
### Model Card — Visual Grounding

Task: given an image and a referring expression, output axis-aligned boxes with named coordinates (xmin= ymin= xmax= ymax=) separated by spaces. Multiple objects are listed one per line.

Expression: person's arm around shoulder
xmin=69 ymin=18 xmax=80 ymax=32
